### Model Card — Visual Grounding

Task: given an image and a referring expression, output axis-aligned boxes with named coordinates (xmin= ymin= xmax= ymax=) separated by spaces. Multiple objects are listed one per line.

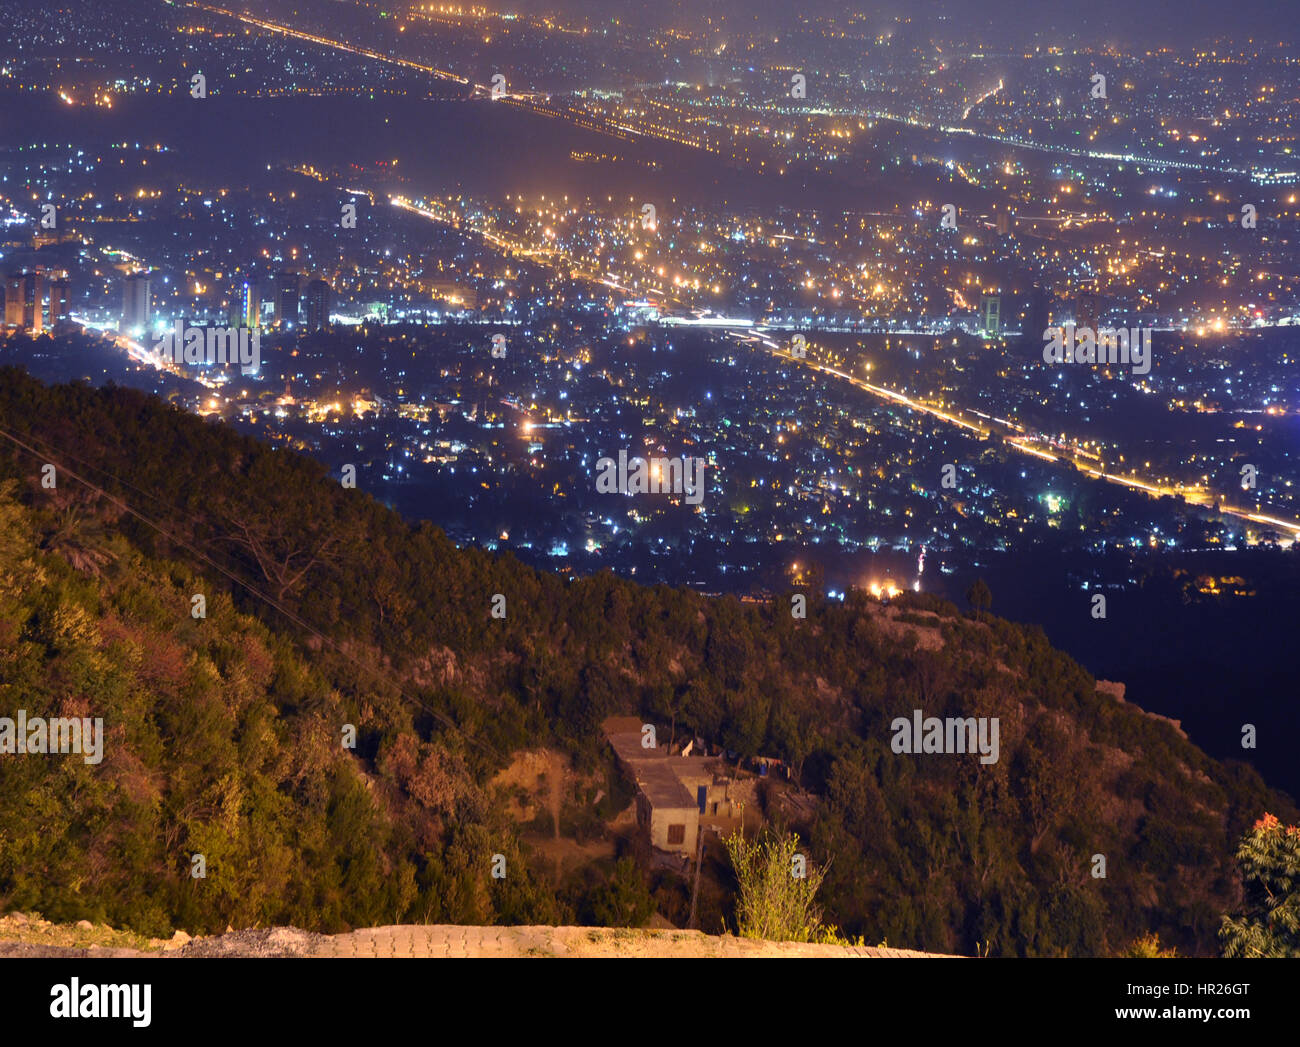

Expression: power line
xmin=0 ymin=420 xmax=506 ymax=764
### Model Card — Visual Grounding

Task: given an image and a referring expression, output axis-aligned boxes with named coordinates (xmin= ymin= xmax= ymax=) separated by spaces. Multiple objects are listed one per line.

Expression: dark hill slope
xmin=0 ymin=368 xmax=1291 ymax=955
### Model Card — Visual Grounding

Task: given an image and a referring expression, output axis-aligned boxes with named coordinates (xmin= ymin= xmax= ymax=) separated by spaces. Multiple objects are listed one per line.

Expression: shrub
xmin=724 ymin=829 xmax=826 ymax=943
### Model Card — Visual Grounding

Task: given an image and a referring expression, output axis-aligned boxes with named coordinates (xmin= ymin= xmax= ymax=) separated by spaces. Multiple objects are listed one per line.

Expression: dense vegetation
xmin=0 ymin=368 xmax=1292 ymax=955
xmin=1219 ymin=814 xmax=1300 ymax=957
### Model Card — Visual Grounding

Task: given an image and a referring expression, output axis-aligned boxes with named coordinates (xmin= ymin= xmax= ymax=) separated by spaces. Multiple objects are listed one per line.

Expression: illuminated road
xmin=183 ymin=0 xmax=1294 ymax=189
xmin=738 ymin=334 xmax=1300 ymax=542
xmin=290 ymin=162 xmax=1300 ymax=540
xmin=72 ymin=317 xmax=166 ymax=369
xmin=961 ymin=79 xmax=1003 ymax=121
xmin=188 ymin=2 xmax=468 ymax=84
xmin=188 ymin=1 xmax=551 ymax=98
xmin=72 ymin=317 xmax=230 ymax=396
xmin=374 ymin=189 xmax=1300 ymax=542
xmin=389 ymin=196 xmax=639 ymax=296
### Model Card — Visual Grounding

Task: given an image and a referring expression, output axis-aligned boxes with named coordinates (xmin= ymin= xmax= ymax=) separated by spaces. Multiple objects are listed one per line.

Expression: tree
xmin=769 ymin=701 xmax=812 ymax=785
xmin=587 ymin=857 xmax=654 ymax=928
xmin=723 ymin=686 xmax=770 ymax=768
xmin=1220 ymin=813 xmax=1300 ymax=957
xmin=966 ymin=578 xmax=992 ymax=620
xmin=724 ymin=828 xmax=827 ymax=943
xmin=222 ymin=515 xmax=341 ymax=602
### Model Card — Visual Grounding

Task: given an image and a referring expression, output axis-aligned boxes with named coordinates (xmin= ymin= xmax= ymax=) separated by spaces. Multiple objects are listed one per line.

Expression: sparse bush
xmin=724 ymin=829 xmax=826 ymax=943
xmin=1122 ymin=932 xmax=1178 ymax=958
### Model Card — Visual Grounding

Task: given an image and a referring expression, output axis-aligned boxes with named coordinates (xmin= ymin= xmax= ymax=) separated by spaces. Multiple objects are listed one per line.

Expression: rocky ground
xmin=0 ymin=912 xmax=948 ymax=958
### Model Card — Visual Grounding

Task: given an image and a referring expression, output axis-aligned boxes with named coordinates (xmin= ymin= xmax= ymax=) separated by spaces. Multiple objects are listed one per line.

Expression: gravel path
xmin=0 ymin=923 xmax=949 ymax=958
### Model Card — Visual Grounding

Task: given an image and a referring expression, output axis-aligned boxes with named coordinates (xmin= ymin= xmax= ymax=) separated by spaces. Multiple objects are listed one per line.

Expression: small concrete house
xmin=604 ymin=717 xmax=747 ymax=857
xmin=633 ymin=760 xmax=700 ymax=855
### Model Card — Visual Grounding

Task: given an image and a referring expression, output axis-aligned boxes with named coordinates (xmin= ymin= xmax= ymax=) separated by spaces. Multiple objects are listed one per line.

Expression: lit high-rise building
xmin=5 ymin=270 xmax=47 ymax=333
xmin=980 ymin=295 xmax=1001 ymax=339
xmin=275 ymin=271 xmax=300 ymax=329
xmin=241 ymin=279 xmax=261 ymax=329
xmin=47 ymin=278 xmax=71 ymax=327
xmin=1074 ymin=291 xmax=1101 ymax=332
xmin=121 ymin=272 xmax=151 ymax=333
xmin=305 ymin=278 xmax=331 ymax=331
xmin=1024 ymin=283 xmax=1049 ymax=344
xmin=4 ymin=273 xmax=25 ymax=328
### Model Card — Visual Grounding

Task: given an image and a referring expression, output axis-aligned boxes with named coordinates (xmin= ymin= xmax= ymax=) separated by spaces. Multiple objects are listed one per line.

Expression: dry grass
xmin=0 ymin=911 xmax=163 ymax=952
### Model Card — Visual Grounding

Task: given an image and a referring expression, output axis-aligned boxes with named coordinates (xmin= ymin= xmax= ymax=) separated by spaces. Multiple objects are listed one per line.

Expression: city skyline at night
xmin=1 ymin=0 xmax=1299 ymax=999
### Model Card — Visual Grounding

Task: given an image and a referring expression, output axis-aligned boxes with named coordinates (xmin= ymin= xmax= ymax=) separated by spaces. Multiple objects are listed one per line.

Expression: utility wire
xmin=0 ymin=420 xmax=506 ymax=763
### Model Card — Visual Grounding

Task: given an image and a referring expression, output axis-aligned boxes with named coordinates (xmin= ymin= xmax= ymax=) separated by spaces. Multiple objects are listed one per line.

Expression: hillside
xmin=0 ymin=367 xmax=1293 ymax=956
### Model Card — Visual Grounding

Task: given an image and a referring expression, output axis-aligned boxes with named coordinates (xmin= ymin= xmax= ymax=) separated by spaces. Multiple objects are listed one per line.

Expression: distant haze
xmin=425 ymin=0 xmax=1296 ymax=47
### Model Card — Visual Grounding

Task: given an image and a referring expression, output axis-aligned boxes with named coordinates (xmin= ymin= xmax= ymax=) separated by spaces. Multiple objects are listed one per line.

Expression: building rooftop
xmin=604 ymin=716 xmax=702 ymax=810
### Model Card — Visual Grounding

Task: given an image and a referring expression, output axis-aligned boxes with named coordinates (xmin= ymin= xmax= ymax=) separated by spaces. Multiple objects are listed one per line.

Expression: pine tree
xmin=966 ymin=578 xmax=992 ymax=619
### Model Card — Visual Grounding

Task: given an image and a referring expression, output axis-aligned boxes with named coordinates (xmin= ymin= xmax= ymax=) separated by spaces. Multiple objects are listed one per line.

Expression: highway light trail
xmin=186 ymin=1 xmax=472 ymax=86
xmin=754 ymin=339 xmax=1300 ymax=542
